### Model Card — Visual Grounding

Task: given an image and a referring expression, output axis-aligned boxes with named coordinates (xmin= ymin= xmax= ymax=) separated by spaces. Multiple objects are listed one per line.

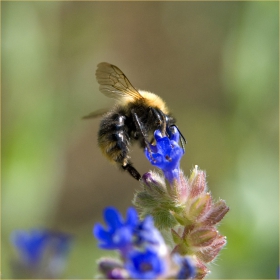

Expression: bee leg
xmin=156 ymin=109 xmax=167 ymax=136
xmin=149 ymin=107 xmax=166 ymax=136
xmin=122 ymin=163 xmax=141 ymax=181
xmin=131 ymin=110 xmax=153 ymax=154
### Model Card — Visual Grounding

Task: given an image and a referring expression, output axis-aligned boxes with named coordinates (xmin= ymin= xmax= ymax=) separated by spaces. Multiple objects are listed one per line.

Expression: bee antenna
xmin=170 ymin=124 xmax=187 ymax=153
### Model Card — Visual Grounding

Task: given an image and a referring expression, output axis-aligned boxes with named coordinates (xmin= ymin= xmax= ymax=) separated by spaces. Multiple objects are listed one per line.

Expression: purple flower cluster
xmin=94 ymin=207 xmax=167 ymax=279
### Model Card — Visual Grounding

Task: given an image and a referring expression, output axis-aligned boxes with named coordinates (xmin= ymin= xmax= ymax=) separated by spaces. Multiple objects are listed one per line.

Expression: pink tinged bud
xmin=189 ymin=169 xmax=207 ymax=198
xmin=188 ymin=193 xmax=212 ymax=221
xmin=98 ymin=257 xmax=123 ymax=274
xmin=142 ymin=172 xmax=165 ymax=192
xmin=188 ymin=227 xmax=218 ymax=247
xmin=196 ymin=235 xmax=227 ymax=263
xmin=202 ymin=200 xmax=229 ymax=226
xmin=194 ymin=260 xmax=209 ymax=279
xmin=177 ymin=172 xmax=189 ymax=202
xmin=108 ymin=268 xmax=129 ymax=279
xmin=212 ymin=234 xmax=227 ymax=249
xmin=211 ymin=234 xmax=227 ymax=253
xmin=182 ymin=224 xmax=195 ymax=239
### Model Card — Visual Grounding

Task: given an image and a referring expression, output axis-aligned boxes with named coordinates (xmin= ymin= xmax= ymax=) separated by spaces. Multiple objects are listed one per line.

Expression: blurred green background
xmin=2 ymin=1 xmax=279 ymax=279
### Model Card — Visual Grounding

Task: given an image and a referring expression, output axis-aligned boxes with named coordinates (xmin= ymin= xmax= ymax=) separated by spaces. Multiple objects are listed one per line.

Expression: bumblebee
xmin=84 ymin=62 xmax=185 ymax=181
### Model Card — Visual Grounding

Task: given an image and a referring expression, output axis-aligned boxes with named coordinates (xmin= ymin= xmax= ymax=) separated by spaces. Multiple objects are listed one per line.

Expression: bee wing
xmin=96 ymin=62 xmax=143 ymax=100
xmin=82 ymin=108 xmax=109 ymax=119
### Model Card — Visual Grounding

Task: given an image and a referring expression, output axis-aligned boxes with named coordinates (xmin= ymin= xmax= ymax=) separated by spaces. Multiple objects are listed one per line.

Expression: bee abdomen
xmin=98 ymin=113 xmax=130 ymax=164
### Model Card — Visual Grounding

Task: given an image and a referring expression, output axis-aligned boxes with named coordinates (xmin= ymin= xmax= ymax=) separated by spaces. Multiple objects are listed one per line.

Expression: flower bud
xmin=142 ymin=172 xmax=166 ymax=192
xmin=202 ymin=200 xmax=229 ymax=226
xmin=189 ymin=167 xmax=207 ymax=198
xmin=98 ymin=257 xmax=123 ymax=275
xmin=108 ymin=268 xmax=129 ymax=279
xmin=194 ymin=259 xmax=209 ymax=279
xmin=196 ymin=235 xmax=227 ymax=263
xmin=188 ymin=227 xmax=218 ymax=248
xmin=188 ymin=193 xmax=212 ymax=221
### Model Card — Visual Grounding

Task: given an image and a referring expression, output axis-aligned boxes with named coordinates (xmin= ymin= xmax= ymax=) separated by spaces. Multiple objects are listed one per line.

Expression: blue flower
xmin=94 ymin=207 xmax=170 ymax=279
xmin=11 ymin=229 xmax=49 ymax=267
xmin=145 ymin=128 xmax=184 ymax=183
xmin=173 ymin=254 xmax=196 ymax=279
xmin=125 ymin=248 xmax=166 ymax=279
xmin=93 ymin=207 xmax=139 ymax=253
xmin=10 ymin=229 xmax=72 ymax=277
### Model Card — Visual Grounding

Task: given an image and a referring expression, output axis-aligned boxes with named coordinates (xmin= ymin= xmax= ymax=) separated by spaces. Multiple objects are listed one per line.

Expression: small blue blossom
xmin=10 ymin=229 xmax=72 ymax=278
xmin=125 ymin=248 xmax=166 ymax=279
xmin=145 ymin=128 xmax=184 ymax=183
xmin=94 ymin=207 xmax=169 ymax=279
xmin=93 ymin=207 xmax=138 ymax=253
xmin=173 ymin=254 xmax=196 ymax=279
xmin=11 ymin=229 xmax=49 ymax=267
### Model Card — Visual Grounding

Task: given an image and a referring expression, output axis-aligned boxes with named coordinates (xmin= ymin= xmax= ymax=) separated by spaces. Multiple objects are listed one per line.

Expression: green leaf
xmin=133 ymin=191 xmax=157 ymax=208
xmin=171 ymin=228 xmax=182 ymax=244
xmin=172 ymin=212 xmax=191 ymax=226
xmin=153 ymin=209 xmax=177 ymax=230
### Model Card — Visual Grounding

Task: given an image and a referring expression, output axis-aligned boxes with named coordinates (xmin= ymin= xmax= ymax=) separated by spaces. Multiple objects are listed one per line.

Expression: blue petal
xmin=169 ymin=127 xmax=180 ymax=142
xmin=135 ymin=216 xmax=165 ymax=246
xmin=104 ymin=207 xmax=123 ymax=230
xmin=11 ymin=230 xmax=28 ymax=250
xmin=125 ymin=207 xmax=138 ymax=228
xmin=98 ymin=226 xmax=133 ymax=250
xmin=154 ymin=130 xmax=164 ymax=142
xmin=93 ymin=223 xmax=112 ymax=242
xmin=112 ymin=227 xmax=134 ymax=248
xmin=11 ymin=229 xmax=49 ymax=265
xmin=140 ymin=215 xmax=154 ymax=229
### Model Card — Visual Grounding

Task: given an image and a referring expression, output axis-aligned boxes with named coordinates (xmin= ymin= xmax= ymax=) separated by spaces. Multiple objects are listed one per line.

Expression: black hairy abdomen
xmin=98 ymin=109 xmax=132 ymax=164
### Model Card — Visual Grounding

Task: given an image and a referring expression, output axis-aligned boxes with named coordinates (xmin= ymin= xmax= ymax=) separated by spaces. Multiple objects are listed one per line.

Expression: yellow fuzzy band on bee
xmin=118 ymin=90 xmax=169 ymax=115
xmin=138 ymin=90 xmax=169 ymax=114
